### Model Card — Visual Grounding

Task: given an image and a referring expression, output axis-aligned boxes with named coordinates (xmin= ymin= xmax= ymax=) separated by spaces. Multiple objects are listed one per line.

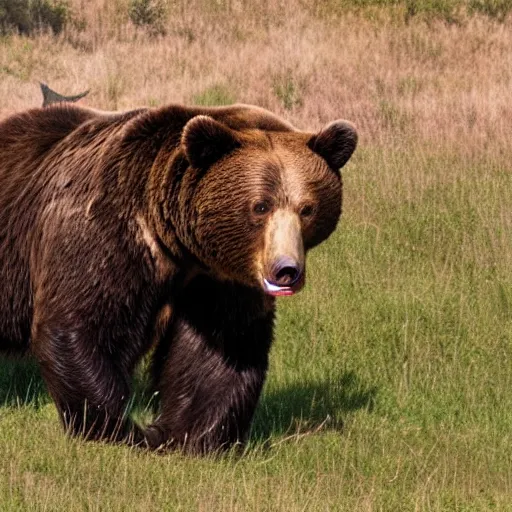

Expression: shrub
xmin=469 ymin=0 xmax=512 ymax=20
xmin=405 ymin=0 xmax=461 ymax=23
xmin=0 ymin=0 xmax=70 ymax=36
xmin=272 ymin=70 xmax=305 ymax=111
xmin=128 ymin=0 xmax=166 ymax=36
xmin=192 ymin=84 xmax=236 ymax=106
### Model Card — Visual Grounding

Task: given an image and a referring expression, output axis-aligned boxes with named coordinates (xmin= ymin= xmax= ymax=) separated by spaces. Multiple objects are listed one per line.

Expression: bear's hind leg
xmin=32 ymin=322 xmax=143 ymax=445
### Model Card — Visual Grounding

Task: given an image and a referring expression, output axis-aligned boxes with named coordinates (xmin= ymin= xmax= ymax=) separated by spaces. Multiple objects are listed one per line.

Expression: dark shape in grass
xmin=251 ymin=371 xmax=377 ymax=441
xmin=40 ymin=82 xmax=89 ymax=107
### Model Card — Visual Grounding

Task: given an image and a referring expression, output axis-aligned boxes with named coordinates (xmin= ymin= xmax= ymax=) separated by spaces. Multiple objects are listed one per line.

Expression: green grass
xmin=1 ymin=143 xmax=510 ymax=510
xmin=192 ymin=84 xmax=236 ymax=106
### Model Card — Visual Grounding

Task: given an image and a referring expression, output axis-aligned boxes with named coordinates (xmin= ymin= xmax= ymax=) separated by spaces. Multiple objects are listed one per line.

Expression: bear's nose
xmin=271 ymin=257 xmax=302 ymax=287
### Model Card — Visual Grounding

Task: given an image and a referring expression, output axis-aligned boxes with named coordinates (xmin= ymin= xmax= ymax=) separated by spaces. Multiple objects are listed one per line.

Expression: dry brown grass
xmin=1 ymin=0 xmax=511 ymax=155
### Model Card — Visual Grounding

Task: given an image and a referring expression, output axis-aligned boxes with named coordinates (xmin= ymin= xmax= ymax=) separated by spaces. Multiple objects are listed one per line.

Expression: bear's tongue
xmin=263 ymin=279 xmax=295 ymax=297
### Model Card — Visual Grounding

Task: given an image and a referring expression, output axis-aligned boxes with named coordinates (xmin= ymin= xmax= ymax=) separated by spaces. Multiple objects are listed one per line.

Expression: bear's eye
xmin=300 ymin=204 xmax=315 ymax=218
xmin=253 ymin=200 xmax=271 ymax=216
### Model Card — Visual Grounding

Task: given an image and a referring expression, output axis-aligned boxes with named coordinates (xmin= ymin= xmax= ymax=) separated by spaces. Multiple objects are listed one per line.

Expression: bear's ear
xmin=307 ymin=120 xmax=358 ymax=171
xmin=181 ymin=115 xmax=241 ymax=169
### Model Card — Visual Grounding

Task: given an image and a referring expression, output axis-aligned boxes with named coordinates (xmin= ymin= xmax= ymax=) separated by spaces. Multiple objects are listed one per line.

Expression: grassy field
xmin=1 ymin=1 xmax=511 ymax=510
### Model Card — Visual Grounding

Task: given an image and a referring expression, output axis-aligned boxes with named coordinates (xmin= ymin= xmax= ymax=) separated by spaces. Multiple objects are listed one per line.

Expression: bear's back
xmin=0 ymin=105 xmax=144 ymax=351
xmin=0 ymin=105 xmax=96 ymax=172
xmin=0 ymin=105 xmax=148 ymax=177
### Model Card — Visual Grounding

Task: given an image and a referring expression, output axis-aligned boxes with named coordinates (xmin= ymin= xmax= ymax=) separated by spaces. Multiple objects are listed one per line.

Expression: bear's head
xmin=173 ymin=109 xmax=357 ymax=297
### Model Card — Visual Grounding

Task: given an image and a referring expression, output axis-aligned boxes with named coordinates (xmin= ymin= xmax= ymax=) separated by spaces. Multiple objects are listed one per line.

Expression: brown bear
xmin=0 ymin=102 xmax=357 ymax=453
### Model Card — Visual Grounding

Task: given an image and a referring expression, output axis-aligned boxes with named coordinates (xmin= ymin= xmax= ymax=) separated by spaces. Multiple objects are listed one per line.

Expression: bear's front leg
xmin=147 ymin=275 xmax=275 ymax=454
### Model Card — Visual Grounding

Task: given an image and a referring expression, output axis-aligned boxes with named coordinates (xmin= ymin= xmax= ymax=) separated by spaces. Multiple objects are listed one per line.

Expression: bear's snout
xmin=261 ymin=209 xmax=305 ymax=296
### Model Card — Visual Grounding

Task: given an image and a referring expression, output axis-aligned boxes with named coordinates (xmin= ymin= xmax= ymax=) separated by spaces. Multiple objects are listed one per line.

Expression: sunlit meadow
xmin=0 ymin=1 xmax=511 ymax=510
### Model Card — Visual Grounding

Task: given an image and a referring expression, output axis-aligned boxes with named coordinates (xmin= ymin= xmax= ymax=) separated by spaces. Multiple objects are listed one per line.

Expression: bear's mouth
xmin=263 ymin=276 xmax=304 ymax=297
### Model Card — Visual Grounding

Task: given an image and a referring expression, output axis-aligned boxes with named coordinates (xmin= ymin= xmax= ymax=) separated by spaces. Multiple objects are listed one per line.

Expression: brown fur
xmin=0 ymin=102 xmax=356 ymax=453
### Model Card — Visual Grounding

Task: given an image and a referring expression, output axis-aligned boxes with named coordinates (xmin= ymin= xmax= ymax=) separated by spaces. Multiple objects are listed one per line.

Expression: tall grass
xmin=2 ymin=1 xmax=512 ymax=152
xmin=0 ymin=1 xmax=511 ymax=510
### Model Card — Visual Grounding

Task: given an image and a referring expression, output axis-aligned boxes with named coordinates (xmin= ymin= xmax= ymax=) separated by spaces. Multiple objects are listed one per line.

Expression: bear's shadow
xmin=251 ymin=371 xmax=377 ymax=442
xmin=0 ymin=357 xmax=377 ymax=445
